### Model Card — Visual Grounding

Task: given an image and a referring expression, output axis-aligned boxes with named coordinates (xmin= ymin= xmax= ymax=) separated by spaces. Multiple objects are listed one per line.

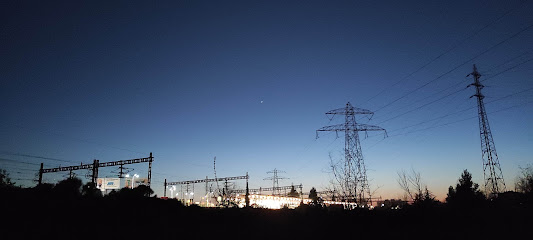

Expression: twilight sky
xmin=1 ymin=0 xmax=532 ymax=201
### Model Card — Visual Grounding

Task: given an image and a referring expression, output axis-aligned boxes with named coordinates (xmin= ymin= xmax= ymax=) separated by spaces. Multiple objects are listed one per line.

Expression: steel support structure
xmin=38 ymin=153 xmax=154 ymax=186
xmin=317 ymin=102 xmax=386 ymax=206
xmin=263 ymin=168 xmax=288 ymax=196
xmin=234 ymin=184 xmax=303 ymax=195
xmin=164 ymin=174 xmax=249 ymax=196
xmin=467 ymin=65 xmax=506 ymax=196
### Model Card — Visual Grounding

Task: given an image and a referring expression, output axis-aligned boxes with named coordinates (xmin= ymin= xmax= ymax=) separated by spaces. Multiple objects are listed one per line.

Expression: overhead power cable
xmin=0 ymin=151 xmax=79 ymax=164
xmin=10 ymin=123 xmax=147 ymax=155
xmin=376 ymin=87 xmax=468 ymax=124
xmin=484 ymin=50 xmax=532 ymax=75
xmin=372 ymin=55 xmax=533 ymax=123
xmin=482 ymin=57 xmax=533 ymax=82
xmin=386 ymin=86 xmax=533 ymax=134
xmin=388 ymin=100 xmax=532 ymax=138
xmin=364 ymin=1 xmax=526 ymax=104
xmin=363 ymin=86 xmax=533 ymax=147
xmin=0 ymin=157 xmax=41 ymax=166
xmin=373 ymin=22 xmax=533 ymax=113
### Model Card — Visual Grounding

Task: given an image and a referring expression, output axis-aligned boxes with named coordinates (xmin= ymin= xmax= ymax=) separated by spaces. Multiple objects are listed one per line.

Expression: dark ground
xmin=1 ymin=188 xmax=531 ymax=240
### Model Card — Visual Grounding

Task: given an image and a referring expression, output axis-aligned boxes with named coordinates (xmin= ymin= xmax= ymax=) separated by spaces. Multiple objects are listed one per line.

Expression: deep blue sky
xmin=2 ymin=0 xmax=532 ymax=200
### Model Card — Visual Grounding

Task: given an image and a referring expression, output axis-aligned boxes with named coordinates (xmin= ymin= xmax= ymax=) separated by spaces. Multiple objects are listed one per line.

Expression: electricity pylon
xmin=317 ymin=102 xmax=386 ymax=206
xmin=264 ymin=168 xmax=288 ymax=196
xmin=467 ymin=64 xmax=506 ymax=196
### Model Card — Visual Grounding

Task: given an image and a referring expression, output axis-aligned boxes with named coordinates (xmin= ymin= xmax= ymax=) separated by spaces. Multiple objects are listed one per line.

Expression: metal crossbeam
xmin=317 ymin=123 xmax=386 ymax=133
xmin=41 ymin=157 xmax=153 ymax=173
xmin=317 ymin=102 xmax=386 ymax=206
xmin=234 ymin=184 xmax=303 ymax=194
xmin=167 ymin=175 xmax=248 ymax=185
xmin=42 ymin=163 xmax=93 ymax=173
xmin=38 ymin=153 xmax=154 ymax=186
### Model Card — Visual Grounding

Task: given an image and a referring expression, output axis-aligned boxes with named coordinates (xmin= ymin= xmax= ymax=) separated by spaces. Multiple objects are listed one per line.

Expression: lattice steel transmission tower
xmin=467 ymin=64 xmax=506 ymax=196
xmin=264 ymin=168 xmax=288 ymax=196
xmin=317 ymin=102 xmax=386 ymax=206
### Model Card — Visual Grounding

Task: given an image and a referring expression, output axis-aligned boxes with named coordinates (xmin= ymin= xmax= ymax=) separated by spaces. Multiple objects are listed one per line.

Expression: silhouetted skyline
xmin=2 ymin=0 xmax=532 ymax=200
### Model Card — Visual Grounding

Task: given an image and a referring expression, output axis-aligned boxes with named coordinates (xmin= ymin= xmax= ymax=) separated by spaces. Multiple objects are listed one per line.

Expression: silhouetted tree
xmin=82 ymin=182 xmax=103 ymax=198
xmin=133 ymin=185 xmax=154 ymax=197
xmin=397 ymin=168 xmax=423 ymax=202
xmin=412 ymin=186 xmax=439 ymax=208
xmin=32 ymin=183 xmax=54 ymax=198
xmin=0 ymin=169 xmax=15 ymax=188
xmin=53 ymin=177 xmax=82 ymax=198
xmin=515 ymin=165 xmax=533 ymax=193
xmin=309 ymin=187 xmax=319 ymax=205
xmin=380 ymin=199 xmax=408 ymax=209
xmin=108 ymin=185 xmax=154 ymax=199
xmin=515 ymin=165 xmax=533 ymax=204
xmin=288 ymin=185 xmax=299 ymax=198
xmin=446 ymin=169 xmax=485 ymax=208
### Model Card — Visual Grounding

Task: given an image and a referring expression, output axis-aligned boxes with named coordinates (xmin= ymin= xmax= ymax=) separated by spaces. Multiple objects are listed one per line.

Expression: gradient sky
xmin=2 ymin=0 xmax=532 ymax=201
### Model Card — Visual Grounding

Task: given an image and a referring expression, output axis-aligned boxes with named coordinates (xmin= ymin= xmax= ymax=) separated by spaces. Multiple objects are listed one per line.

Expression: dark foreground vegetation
xmin=1 ymin=169 xmax=532 ymax=239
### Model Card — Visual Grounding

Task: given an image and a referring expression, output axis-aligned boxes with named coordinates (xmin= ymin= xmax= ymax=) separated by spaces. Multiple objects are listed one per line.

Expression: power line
xmin=365 ymin=87 xmax=533 ymax=152
xmin=482 ymin=57 xmax=533 ymax=83
xmin=389 ymin=100 xmax=533 ymax=138
xmin=373 ymin=22 xmax=533 ymax=113
xmin=374 ymin=58 xmax=533 ymax=125
xmin=369 ymin=51 xmax=533 ymax=126
xmin=0 ymin=151 xmax=80 ymax=164
xmin=484 ymin=50 xmax=532 ymax=75
xmin=2 ymin=166 xmax=37 ymax=172
xmin=385 ymin=86 xmax=533 ymax=134
xmin=364 ymin=1 xmax=525 ymax=104
xmin=372 ymin=51 xmax=533 ymax=122
xmin=0 ymin=157 xmax=41 ymax=166
xmin=10 ymin=123 xmax=147 ymax=155
xmin=376 ymin=87 xmax=468 ymax=124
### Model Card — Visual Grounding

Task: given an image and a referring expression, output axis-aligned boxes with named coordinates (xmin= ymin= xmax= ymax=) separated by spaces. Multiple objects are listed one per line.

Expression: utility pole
xmin=264 ymin=168 xmax=288 ymax=196
xmin=118 ymin=163 xmax=124 ymax=178
xmin=317 ymin=102 xmax=386 ymax=206
xmin=467 ymin=64 xmax=506 ymax=197
xmin=164 ymin=179 xmax=167 ymax=197
xmin=91 ymin=159 xmax=99 ymax=185
xmin=147 ymin=152 xmax=153 ymax=187
xmin=38 ymin=163 xmax=43 ymax=185
xmin=245 ymin=172 xmax=250 ymax=208
xmin=68 ymin=169 xmax=75 ymax=179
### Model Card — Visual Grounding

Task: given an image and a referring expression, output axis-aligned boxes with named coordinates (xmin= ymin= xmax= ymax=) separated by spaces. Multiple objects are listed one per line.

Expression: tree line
xmin=1 ymin=166 xmax=532 ymax=209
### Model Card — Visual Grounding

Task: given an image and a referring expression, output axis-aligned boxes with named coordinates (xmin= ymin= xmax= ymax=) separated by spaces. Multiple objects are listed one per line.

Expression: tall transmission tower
xmin=467 ymin=64 xmax=506 ymax=196
xmin=317 ymin=102 xmax=386 ymax=206
xmin=264 ymin=168 xmax=288 ymax=196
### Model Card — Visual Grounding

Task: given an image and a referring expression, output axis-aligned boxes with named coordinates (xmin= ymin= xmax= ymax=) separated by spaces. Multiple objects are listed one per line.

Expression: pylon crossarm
xmin=317 ymin=123 xmax=385 ymax=133
xmin=325 ymin=107 xmax=373 ymax=116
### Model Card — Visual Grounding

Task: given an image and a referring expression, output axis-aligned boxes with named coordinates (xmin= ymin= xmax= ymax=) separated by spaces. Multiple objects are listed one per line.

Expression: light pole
xmin=168 ymin=186 xmax=176 ymax=198
xmin=125 ymin=174 xmax=139 ymax=189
